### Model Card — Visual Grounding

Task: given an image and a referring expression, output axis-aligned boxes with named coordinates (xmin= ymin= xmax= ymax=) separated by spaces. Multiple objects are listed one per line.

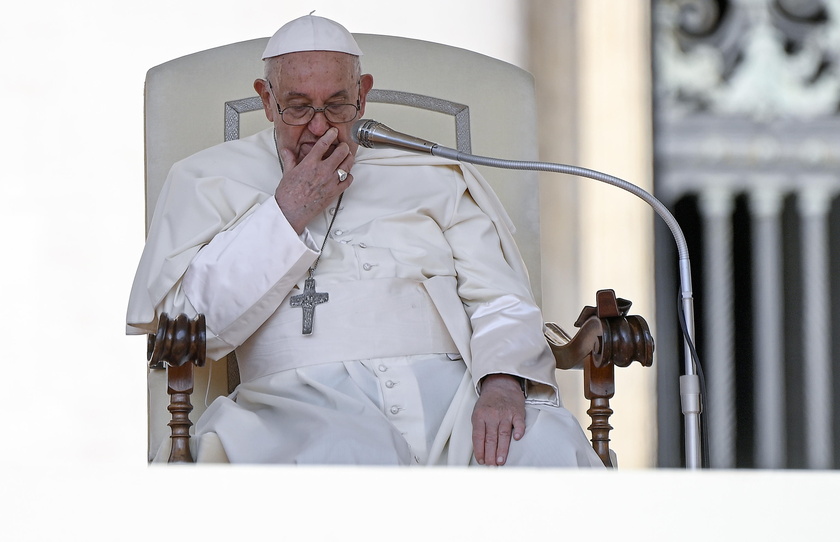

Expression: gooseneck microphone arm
xmin=353 ymin=118 xmax=703 ymax=469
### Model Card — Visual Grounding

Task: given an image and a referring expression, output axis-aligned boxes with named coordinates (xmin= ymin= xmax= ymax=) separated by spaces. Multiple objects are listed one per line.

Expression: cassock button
xmin=385 ymin=380 xmax=396 ymax=388
xmin=363 ymin=263 xmax=373 ymax=271
xmin=390 ymin=406 xmax=401 ymax=415
xmin=334 ymin=229 xmax=344 ymax=236
xmin=378 ymin=364 xmax=388 ymax=372
xmin=358 ymin=243 xmax=367 ymax=248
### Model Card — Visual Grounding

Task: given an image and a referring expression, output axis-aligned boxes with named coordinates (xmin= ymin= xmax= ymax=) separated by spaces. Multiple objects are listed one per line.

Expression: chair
xmin=142 ymin=34 xmax=653 ymax=466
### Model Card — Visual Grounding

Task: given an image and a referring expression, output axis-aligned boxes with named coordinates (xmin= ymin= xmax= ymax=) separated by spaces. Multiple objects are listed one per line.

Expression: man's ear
xmin=358 ymin=73 xmax=374 ymax=116
xmin=253 ymin=78 xmax=275 ymax=122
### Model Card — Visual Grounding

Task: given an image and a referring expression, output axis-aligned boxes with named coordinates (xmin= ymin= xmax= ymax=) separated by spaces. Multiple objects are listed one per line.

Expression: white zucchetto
xmin=262 ymin=14 xmax=364 ymax=59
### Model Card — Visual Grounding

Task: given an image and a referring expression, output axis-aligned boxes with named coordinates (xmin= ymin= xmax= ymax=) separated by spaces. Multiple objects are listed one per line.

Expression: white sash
xmin=235 ymin=277 xmax=459 ymax=383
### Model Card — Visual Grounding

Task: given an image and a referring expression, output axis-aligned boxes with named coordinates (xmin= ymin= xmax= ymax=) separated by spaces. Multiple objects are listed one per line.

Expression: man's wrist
xmin=480 ymin=373 xmax=526 ymax=395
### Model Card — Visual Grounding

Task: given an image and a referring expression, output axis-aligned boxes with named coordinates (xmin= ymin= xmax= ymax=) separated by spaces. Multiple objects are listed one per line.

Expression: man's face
xmin=261 ymin=51 xmax=371 ymax=165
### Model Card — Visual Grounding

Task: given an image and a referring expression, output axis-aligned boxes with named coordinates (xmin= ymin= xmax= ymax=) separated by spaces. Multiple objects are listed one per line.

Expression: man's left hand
xmin=471 ymin=374 xmax=526 ymax=466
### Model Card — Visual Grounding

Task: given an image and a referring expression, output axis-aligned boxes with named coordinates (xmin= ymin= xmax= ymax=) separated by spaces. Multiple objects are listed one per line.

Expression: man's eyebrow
xmin=282 ymin=89 xmax=351 ymax=100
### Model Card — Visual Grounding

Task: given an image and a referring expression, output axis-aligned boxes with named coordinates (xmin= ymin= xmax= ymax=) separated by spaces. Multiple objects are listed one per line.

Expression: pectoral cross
xmin=290 ymin=277 xmax=329 ymax=335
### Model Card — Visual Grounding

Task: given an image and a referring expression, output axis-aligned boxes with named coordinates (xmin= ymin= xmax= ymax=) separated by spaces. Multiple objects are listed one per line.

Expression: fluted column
xmin=699 ymin=187 xmax=736 ymax=468
xmin=750 ymin=188 xmax=786 ymax=468
xmin=798 ymin=182 xmax=834 ymax=469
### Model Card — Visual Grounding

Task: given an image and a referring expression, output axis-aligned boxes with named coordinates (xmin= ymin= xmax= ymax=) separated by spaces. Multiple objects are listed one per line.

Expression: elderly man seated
xmin=127 ymin=14 xmax=603 ymax=467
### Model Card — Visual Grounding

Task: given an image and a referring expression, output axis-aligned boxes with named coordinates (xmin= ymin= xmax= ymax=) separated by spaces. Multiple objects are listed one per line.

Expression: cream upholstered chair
xmin=143 ymin=34 xmax=652 ymax=465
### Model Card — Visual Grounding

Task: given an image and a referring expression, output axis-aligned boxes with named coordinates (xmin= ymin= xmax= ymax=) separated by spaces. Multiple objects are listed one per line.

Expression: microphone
xmin=352 ymin=117 xmax=704 ymax=469
xmin=352 ymin=119 xmax=438 ymax=154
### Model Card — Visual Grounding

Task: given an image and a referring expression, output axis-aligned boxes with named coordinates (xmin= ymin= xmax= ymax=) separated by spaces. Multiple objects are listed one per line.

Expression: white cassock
xmin=127 ymin=128 xmax=603 ymax=467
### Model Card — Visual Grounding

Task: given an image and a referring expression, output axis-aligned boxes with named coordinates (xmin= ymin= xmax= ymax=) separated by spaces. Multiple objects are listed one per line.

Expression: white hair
xmin=263 ymin=54 xmax=362 ymax=84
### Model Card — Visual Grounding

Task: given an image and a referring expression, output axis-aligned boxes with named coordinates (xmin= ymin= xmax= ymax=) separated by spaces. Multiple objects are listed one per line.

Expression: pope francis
xmin=127 ymin=14 xmax=603 ymax=467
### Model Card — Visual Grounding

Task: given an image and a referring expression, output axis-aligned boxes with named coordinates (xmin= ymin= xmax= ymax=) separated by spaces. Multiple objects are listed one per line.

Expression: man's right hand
xmin=275 ymin=127 xmax=355 ymax=234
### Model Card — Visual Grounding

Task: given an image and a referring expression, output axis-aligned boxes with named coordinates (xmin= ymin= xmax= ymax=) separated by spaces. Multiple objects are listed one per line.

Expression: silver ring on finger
xmin=337 ymin=168 xmax=348 ymax=182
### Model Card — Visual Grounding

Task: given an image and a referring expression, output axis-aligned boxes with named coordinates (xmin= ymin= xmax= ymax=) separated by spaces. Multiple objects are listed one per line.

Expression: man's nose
xmin=307 ymin=110 xmax=332 ymax=136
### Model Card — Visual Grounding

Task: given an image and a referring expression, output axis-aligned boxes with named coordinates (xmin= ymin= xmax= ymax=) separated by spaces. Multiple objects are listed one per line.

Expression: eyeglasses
xmin=268 ymin=80 xmax=361 ymax=126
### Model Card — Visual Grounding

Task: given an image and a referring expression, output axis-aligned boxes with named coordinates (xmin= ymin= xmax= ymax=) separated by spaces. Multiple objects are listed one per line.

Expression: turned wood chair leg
xmin=587 ymin=398 xmax=614 ymax=467
xmin=167 ymin=362 xmax=195 ymax=463
xmin=585 ymin=357 xmax=616 ymax=468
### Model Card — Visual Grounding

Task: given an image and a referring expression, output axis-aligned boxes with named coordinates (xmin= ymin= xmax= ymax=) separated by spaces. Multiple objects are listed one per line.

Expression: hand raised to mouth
xmin=274 ymin=127 xmax=355 ymax=234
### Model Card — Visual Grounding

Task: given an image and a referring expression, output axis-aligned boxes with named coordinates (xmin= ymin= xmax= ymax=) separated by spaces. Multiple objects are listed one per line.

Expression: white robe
xmin=128 ymin=128 xmax=603 ymax=467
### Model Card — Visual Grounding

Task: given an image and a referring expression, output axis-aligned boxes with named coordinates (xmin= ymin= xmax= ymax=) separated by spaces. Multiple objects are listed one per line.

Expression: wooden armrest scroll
xmin=147 ymin=313 xmax=206 ymax=463
xmin=545 ymin=289 xmax=654 ymax=467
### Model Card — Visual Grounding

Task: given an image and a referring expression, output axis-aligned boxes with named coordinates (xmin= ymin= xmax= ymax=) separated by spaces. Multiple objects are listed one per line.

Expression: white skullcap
xmin=262 ymin=14 xmax=363 ymax=59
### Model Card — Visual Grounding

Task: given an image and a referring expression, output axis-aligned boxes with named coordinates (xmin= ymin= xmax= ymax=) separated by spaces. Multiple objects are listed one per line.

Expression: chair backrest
xmin=144 ymin=34 xmax=542 ymax=460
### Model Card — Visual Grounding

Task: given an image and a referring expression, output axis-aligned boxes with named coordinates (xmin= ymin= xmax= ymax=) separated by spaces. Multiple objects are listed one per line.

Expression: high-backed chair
xmin=142 ymin=34 xmax=653 ymax=466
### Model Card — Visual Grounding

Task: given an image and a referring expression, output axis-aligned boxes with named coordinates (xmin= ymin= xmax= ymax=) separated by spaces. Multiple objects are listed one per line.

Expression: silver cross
xmin=289 ymin=277 xmax=329 ymax=335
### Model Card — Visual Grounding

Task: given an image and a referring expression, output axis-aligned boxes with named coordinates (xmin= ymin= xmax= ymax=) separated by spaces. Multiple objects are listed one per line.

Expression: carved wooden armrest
xmin=147 ymin=313 xmax=206 ymax=463
xmin=545 ymin=289 xmax=654 ymax=467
